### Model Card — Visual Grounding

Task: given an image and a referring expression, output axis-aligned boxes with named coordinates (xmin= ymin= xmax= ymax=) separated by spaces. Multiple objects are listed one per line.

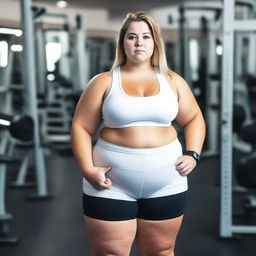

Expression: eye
xmin=143 ymin=35 xmax=151 ymax=39
xmin=127 ymin=35 xmax=136 ymax=40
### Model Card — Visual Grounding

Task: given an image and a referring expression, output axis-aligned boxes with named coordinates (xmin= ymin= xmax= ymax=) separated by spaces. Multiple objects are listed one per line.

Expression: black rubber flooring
xmin=1 ymin=152 xmax=256 ymax=256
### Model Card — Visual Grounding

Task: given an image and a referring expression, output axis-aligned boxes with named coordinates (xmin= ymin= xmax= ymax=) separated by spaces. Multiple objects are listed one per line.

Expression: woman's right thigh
xmin=85 ymin=216 xmax=137 ymax=256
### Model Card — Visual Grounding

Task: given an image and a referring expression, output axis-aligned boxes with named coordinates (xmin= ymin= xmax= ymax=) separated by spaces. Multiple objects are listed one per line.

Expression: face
xmin=123 ymin=21 xmax=154 ymax=64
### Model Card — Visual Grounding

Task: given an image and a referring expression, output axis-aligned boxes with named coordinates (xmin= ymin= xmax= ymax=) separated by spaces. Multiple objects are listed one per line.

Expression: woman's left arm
xmin=170 ymin=71 xmax=206 ymax=175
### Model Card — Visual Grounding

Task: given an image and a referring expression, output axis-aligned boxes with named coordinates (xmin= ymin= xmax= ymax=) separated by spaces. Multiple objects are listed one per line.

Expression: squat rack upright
xmin=220 ymin=0 xmax=256 ymax=237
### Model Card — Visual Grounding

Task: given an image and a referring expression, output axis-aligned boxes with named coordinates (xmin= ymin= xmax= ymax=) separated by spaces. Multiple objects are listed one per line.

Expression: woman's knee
xmin=91 ymin=245 xmax=131 ymax=256
xmin=89 ymin=235 xmax=134 ymax=256
xmin=139 ymin=242 xmax=175 ymax=256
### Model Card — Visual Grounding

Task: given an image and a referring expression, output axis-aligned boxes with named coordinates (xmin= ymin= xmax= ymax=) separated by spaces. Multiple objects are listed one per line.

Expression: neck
xmin=122 ymin=61 xmax=153 ymax=73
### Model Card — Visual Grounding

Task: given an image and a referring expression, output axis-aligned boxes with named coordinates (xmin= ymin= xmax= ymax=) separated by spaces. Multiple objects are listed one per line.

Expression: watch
xmin=183 ymin=150 xmax=200 ymax=163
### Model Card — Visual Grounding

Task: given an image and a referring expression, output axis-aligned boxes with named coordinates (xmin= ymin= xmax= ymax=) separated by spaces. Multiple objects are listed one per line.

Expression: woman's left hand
xmin=174 ymin=155 xmax=197 ymax=176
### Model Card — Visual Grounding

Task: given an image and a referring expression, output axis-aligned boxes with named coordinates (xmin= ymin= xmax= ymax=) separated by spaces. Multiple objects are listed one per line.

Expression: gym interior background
xmin=0 ymin=0 xmax=256 ymax=255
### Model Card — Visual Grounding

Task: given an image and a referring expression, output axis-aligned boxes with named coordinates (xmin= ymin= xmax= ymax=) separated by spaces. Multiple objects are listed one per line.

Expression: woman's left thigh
xmin=136 ymin=216 xmax=183 ymax=256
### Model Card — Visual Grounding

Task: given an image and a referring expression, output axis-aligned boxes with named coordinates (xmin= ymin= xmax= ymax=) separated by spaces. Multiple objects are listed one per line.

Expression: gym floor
xmin=0 ymin=151 xmax=256 ymax=256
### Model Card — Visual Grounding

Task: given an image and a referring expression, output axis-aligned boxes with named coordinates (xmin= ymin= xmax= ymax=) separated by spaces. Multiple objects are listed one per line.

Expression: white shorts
xmin=83 ymin=137 xmax=188 ymax=201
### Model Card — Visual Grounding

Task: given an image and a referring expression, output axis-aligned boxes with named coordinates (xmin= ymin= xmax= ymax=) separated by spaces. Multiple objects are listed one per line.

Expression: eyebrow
xmin=127 ymin=32 xmax=151 ymax=35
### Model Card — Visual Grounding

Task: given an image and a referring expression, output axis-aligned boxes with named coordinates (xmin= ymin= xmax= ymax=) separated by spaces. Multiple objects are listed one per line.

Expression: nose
xmin=135 ymin=37 xmax=143 ymax=47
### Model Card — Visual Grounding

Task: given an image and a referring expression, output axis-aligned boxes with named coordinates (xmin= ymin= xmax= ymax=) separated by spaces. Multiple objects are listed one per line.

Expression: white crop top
xmin=102 ymin=67 xmax=179 ymax=128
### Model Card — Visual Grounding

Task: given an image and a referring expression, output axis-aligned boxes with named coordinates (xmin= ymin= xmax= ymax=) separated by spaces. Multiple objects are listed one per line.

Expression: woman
xmin=71 ymin=12 xmax=205 ymax=256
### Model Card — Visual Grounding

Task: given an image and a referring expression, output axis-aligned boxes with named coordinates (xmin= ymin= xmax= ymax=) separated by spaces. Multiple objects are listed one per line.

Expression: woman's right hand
xmin=84 ymin=166 xmax=112 ymax=190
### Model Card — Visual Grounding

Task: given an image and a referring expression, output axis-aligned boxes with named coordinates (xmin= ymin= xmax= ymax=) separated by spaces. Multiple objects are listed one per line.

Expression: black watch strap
xmin=183 ymin=150 xmax=200 ymax=163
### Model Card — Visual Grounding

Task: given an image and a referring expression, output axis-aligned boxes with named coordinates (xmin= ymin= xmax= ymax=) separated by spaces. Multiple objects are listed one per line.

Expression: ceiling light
xmin=11 ymin=44 xmax=23 ymax=52
xmin=56 ymin=1 xmax=68 ymax=8
xmin=0 ymin=28 xmax=22 ymax=37
xmin=0 ymin=41 xmax=8 ymax=68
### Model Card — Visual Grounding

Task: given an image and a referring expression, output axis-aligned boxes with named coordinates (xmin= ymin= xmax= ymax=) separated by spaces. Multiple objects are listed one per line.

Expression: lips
xmin=135 ymin=49 xmax=145 ymax=53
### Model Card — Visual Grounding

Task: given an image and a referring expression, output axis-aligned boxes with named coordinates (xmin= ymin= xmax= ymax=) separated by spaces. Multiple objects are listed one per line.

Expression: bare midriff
xmin=99 ymin=126 xmax=177 ymax=148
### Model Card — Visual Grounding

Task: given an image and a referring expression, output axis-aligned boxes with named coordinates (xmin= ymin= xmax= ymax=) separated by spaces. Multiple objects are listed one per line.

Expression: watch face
xmin=193 ymin=152 xmax=200 ymax=161
xmin=184 ymin=151 xmax=200 ymax=161
xmin=194 ymin=153 xmax=199 ymax=160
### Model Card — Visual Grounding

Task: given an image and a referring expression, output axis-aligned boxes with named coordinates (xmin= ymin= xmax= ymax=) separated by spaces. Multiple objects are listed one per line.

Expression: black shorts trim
xmin=83 ymin=191 xmax=187 ymax=221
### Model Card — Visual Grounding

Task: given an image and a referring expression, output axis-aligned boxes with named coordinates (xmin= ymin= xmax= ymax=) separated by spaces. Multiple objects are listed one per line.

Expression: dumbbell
xmin=0 ymin=113 xmax=34 ymax=141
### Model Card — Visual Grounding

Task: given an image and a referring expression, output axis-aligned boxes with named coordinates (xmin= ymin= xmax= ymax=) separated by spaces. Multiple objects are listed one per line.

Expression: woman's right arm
xmin=71 ymin=72 xmax=112 ymax=190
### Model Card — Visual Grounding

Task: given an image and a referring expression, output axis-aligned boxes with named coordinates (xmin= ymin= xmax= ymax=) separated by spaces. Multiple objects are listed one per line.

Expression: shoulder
xmin=167 ymin=70 xmax=187 ymax=86
xmin=78 ymin=71 xmax=112 ymax=103
xmin=166 ymin=71 xmax=193 ymax=101
xmin=87 ymin=71 xmax=112 ymax=89
xmin=164 ymin=70 xmax=187 ymax=99
xmin=167 ymin=71 xmax=191 ymax=92
xmin=84 ymin=71 xmax=112 ymax=97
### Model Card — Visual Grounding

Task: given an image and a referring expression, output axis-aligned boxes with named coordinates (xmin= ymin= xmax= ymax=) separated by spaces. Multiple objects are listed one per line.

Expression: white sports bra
xmin=102 ymin=67 xmax=179 ymax=128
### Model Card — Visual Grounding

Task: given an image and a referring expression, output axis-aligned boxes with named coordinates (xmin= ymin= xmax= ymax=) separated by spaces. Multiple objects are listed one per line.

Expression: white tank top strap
xmin=154 ymin=69 xmax=167 ymax=90
xmin=155 ymin=68 xmax=177 ymax=99
xmin=112 ymin=67 xmax=120 ymax=92
xmin=153 ymin=67 xmax=163 ymax=94
xmin=154 ymin=67 xmax=161 ymax=81
xmin=104 ymin=67 xmax=120 ymax=101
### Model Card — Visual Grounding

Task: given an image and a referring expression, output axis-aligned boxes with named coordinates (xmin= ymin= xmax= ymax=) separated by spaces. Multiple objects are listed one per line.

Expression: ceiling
xmin=34 ymin=0 xmax=185 ymax=18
